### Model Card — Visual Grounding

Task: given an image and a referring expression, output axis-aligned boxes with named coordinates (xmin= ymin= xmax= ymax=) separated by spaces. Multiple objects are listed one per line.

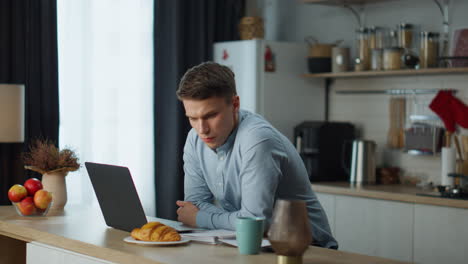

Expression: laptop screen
xmin=85 ymin=162 xmax=148 ymax=232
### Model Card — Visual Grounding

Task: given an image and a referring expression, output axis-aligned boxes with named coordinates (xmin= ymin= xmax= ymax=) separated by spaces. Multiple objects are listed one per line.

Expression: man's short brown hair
xmin=176 ymin=62 xmax=237 ymax=102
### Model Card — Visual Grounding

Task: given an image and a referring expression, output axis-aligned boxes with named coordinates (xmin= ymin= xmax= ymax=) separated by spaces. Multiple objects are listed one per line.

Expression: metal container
xmin=350 ymin=140 xmax=377 ymax=184
xmin=332 ymin=47 xmax=350 ymax=72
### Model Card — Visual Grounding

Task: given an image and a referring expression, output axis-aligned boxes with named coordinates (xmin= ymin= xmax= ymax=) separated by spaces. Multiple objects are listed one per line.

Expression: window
xmin=57 ymin=0 xmax=155 ymax=215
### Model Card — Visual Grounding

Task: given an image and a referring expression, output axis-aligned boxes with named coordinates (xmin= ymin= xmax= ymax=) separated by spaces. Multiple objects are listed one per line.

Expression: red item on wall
xmin=264 ymin=45 xmax=275 ymax=72
xmin=429 ymin=90 xmax=468 ymax=132
xmin=222 ymin=49 xmax=229 ymax=60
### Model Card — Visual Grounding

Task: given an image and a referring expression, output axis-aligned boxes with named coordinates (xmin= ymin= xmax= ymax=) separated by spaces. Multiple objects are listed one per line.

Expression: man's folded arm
xmin=196 ymin=139 xmax=283 ymax=230
xmin=183 ymin=140 xmax=226 ymax=215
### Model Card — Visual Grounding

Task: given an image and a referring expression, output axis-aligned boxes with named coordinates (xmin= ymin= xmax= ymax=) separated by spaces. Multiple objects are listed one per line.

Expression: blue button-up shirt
xmin=183 ymin=109 xmax=337 ymax=248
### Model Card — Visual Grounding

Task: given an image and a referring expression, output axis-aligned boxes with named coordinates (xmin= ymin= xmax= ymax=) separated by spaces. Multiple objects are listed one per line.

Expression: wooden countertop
xmin=312 ymin=182 xmax=468 ymax=209
xmin=0 ymin=206 xmax=407 ymax=264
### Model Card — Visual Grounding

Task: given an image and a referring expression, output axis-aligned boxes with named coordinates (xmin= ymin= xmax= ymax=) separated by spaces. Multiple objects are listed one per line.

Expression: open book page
xmin=181 ymin=229 xmax=236 ymax=244
xmin=218 ymin=238 xmax=272 ymax=248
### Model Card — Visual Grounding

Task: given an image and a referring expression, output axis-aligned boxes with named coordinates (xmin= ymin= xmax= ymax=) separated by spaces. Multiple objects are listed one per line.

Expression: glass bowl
xmin=13 ymin=200 xmax=52 ymax=217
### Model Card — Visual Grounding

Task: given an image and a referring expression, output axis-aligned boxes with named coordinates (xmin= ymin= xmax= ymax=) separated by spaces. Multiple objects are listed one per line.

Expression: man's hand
xmin=176 ymin=200 xmax=199 ymax=227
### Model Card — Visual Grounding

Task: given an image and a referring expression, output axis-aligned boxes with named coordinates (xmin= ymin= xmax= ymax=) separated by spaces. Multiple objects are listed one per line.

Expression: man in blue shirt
xmin=175 ymin=62 xmax=337 ymax=249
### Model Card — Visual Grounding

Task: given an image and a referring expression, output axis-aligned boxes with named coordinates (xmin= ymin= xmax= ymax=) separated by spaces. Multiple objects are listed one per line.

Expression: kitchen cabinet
xmin=27 ymin=242 xmax=114 ymax=264
xmin=316 ymin=192 xmax=336 ymax=235
xmin=316 ymin=190 xmax=468 ymax=263
xmin=0 ymin=235 xmax=25 ymax=264
xmin=413 ymin=204 xmax=468 ymax=264
xmin=334 ymin=195 xmax=414 ymax=262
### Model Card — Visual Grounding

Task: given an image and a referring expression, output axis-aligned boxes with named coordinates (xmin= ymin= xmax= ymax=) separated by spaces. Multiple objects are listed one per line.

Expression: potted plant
xmin=22 ymin=139 xmax=80 ymax=213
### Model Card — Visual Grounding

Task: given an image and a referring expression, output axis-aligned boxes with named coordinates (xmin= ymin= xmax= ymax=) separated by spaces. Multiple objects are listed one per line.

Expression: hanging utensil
xmin=454 ymin=135 xmax=464 ymax=161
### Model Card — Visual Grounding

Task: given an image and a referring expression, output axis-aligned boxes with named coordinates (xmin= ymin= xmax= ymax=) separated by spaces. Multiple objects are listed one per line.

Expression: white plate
xmin=123 ymin=236 xmax=191 ymax=246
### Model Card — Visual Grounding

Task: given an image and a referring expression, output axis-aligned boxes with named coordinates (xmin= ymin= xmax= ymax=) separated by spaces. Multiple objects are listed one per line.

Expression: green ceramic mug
xmin=236 ymin=216 xmax=265 ymax=255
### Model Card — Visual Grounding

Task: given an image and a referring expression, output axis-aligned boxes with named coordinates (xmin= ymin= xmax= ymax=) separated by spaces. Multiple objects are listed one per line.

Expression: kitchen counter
xmin=0 ymin=205 xmax=407 ymax=264
xmin=312 ymin=182 xmax=468 ymax=209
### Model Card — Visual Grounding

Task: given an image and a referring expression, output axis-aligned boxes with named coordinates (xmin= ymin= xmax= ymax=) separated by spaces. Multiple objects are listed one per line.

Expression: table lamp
xmin=0 ymin=84 xmax=25 ymax=142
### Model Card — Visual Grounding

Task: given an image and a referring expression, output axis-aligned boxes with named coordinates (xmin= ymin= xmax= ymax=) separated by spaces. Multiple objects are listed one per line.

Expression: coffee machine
xmin=294 ymin=121 xmax=355 ymax=182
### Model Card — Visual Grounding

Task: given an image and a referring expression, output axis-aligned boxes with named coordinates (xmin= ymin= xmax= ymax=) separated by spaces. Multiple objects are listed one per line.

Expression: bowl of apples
xmin=8 ymin=178 xmax=53 ymax=217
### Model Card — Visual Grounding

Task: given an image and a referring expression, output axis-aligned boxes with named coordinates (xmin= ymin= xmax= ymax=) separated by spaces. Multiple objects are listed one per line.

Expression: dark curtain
xmin=0 ymin=0 xmax=59 ymax=204
xmin=154 ymin=0 xmax=244 ymax=219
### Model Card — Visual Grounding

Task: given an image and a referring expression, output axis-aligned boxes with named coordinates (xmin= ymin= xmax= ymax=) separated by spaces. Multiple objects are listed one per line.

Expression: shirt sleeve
xmin=196 ymin=136 xmax=286 ymax=230
xmin=183 ymin=132 xmax=227 ymax=215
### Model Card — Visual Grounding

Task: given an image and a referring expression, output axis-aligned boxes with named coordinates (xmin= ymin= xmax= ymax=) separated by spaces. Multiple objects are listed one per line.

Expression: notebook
xmin=85 ymin=162 xmax=204 ymax=233
xmin=181 ymin=229 xmax=236 ymax=244
xmin=180 ymin=229 xmax=272 ymax=248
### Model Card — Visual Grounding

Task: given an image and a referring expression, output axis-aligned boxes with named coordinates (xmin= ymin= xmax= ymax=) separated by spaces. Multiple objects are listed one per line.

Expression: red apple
xmin=8 ymin=184 xmax=28 ymax=203
xmin=17 ymin=197 xmax=35 ymax=216
xmin=24 ymin=178 xmax=43 ymax=196
xmin=34 ymin=190 xmax=52 ymax=210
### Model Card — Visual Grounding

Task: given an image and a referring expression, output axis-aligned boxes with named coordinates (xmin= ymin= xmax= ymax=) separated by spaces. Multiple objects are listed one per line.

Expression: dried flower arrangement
xmin=22 ymin=139 xmax=80 ymax=175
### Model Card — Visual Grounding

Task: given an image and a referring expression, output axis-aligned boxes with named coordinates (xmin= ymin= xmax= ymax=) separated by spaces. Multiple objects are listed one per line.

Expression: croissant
xmin=131 ymin=221 xmax=181 ymax=242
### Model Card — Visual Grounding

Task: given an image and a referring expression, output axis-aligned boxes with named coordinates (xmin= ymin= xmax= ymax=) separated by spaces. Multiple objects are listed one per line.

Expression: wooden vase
xmin=41 ymin=171 xmax=68 ymax=215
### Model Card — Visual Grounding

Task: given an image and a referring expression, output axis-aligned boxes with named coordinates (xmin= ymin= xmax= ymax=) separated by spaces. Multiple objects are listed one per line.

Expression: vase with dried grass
xmin=22 ymin=140 xmax=80 ymax=215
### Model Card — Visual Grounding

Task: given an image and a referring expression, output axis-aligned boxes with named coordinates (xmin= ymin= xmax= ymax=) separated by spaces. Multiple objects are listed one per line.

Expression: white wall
xmin=258 ymin=0 xmax=468 ymax=185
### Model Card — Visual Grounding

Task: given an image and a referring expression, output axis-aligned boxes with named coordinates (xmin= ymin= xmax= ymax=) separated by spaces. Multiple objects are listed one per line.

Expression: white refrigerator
xmin=213 ymin=40 xmax=325 ymax=142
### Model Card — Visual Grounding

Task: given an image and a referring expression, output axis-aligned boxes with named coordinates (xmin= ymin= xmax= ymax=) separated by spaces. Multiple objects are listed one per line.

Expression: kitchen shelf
xmin=303 ymin=67 xmax=468 ymax=79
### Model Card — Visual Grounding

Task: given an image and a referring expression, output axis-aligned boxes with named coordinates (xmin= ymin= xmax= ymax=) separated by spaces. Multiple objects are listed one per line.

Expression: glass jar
xmin=389 ymin=30 xmax=398 ymax=48
xmin=371 ymin=49 xmax=383 ymax=70
xmin=419 ymin=32 xmax=439 ymax=68
xmin=398 ymin=23 xmax=414 ymax=49
xmin=383 ymin=47 xmax=403 ymax=70
xmin=369 ymin=26 xmax=388 ymax=49
xmin=356 ymin=27 xmax=370 ymax=71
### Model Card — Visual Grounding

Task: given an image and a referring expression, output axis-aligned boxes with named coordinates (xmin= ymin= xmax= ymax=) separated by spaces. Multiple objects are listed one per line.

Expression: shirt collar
xmin=215 ymin=110 xmax=245 ymax=154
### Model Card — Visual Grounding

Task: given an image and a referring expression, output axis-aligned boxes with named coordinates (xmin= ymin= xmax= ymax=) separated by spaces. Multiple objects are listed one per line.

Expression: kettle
xmin=343 ymin=139 xmax=377 ymax=184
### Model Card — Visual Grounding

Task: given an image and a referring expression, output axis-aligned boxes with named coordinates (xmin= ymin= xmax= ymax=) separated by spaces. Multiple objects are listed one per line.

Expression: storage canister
xmin=383 ymin=47 xmax=403 ymax=70
xmin=356 ymin=27 xmax=370 ymax=71
xmin=369 ymin=26 xmax=387 ymax=49
xmin=397 ymin=23 xmax=414 ymax=49
xmin=371 ymin=48 xmax=383 ymax=70
xmin=419 ymin=32 xmax=439 ymax=68
xmin=332 ymin=47 xmax=350 ymax=72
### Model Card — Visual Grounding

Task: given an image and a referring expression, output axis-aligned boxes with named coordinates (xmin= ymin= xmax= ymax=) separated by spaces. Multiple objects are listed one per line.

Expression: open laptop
xmin=85 ymin=162 xmax=204 ymax=232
